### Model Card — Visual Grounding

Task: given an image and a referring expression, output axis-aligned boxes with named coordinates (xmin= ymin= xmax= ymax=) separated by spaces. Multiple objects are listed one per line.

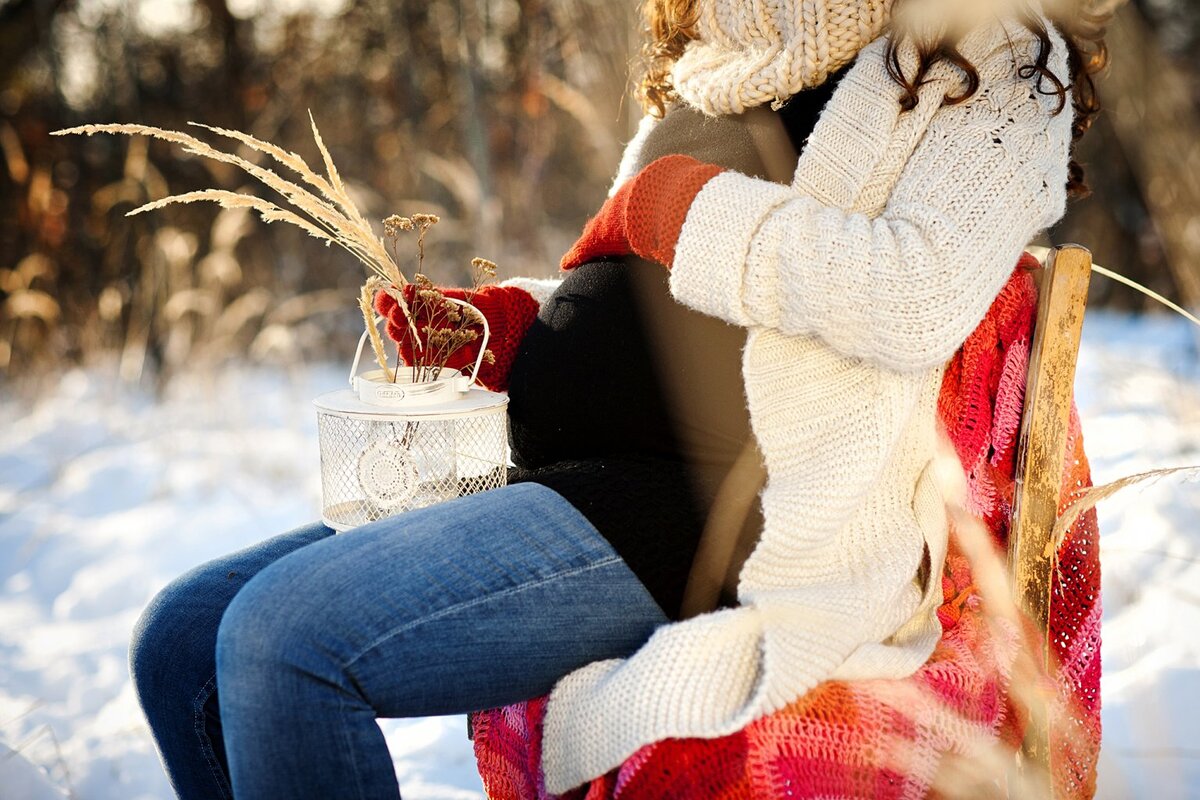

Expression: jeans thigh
xmin=219 ymin=482 xmax=671 ymax=718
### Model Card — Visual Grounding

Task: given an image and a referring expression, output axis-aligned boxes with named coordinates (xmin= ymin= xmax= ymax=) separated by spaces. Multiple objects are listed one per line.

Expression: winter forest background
xmin=2 ymin=0 xmax=1200 ymax=798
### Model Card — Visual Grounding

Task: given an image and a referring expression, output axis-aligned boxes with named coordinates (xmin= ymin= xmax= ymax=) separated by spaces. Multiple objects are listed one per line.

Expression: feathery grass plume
xmin=358 ymin=277 xmax=394 ymax=381
xmin=1050 ymin=464 xmax=1200 ymax=553
xmin=53 ymin=116 xmax=510 ymax=386
xmin=51 ymin=119 xmax=400 ymax=288
xmin=308 ymin=111 xmax=357 ymax=227
xmin=127 ymin=190 xmax=338 ymax=246
xmin=188 ymin=122 xmax=343 ymax=207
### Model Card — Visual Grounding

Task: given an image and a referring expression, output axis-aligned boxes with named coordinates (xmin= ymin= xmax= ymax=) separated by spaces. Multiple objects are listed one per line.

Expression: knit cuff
xmin=668 ymin=170 xmax=795 ymax=327
xmin=498 ymin=276 xmax=561 ymax=307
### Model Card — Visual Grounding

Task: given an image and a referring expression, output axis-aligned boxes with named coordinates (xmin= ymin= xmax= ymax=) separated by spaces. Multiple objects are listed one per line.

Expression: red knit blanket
xmin=471 ymin=255 xmax=1102 ymax=798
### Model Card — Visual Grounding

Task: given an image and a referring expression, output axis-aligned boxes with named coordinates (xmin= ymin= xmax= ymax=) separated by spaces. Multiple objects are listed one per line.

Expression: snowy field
xmin=1 ymin=309 xmax=1197 ymax=799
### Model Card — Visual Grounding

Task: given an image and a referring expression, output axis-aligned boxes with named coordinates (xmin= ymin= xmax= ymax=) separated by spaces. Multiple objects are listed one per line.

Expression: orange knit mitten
xmin=559 ymin=155 xmax=725 ymax=271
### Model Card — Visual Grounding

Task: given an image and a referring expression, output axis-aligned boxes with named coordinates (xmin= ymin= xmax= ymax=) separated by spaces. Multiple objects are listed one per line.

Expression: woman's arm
xmin=668 ymin=28 xmax=1073 ymax=372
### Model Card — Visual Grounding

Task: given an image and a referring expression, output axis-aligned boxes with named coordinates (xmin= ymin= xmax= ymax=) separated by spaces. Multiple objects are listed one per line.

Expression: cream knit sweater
xmin=509 ymin=8 xmax=1072 ymax=794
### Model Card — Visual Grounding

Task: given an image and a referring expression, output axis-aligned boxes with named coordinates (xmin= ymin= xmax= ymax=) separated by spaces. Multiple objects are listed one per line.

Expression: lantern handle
xmin=442 ymin=297 xmax=492 ymax=387
xmin=348 ymin=329 xmax=372 ymax=386
xmin=348 ymin=298 xmax=492 ymax=389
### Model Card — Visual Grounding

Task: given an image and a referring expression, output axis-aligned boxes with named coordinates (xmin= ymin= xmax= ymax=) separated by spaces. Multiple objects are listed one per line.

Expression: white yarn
xmin=535 ymin=14 xmax=1073 ymax=795
xmin=670 ymin=0 xmax=894 ymax=114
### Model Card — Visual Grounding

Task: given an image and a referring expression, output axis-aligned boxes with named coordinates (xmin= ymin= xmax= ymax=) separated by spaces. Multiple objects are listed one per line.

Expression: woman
xmin=129 ymin=1 xmax=1106 ymax=797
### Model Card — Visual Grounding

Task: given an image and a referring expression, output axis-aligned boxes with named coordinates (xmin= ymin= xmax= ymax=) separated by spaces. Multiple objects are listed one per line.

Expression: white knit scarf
xmin=670 ymin=0 xmax=894 ymax=114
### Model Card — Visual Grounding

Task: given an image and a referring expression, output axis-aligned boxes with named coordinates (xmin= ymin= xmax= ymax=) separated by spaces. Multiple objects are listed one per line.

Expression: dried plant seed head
xmin=383 ymin=215 xmax=413 ymax=237
xmin=411 ymin=213 xmax=440 ymax=230
xmin=451 ymin=329 xmax=479 ymax=346
xmin=471 ymin=257 xmax=498 ymax=277
xmin=461 ymin=305 xmax=486 ymax=325
xmin=414 ymin=273 xmax=433 ymax=288
xmin=483 ymin=349 xmax=496 ymax=365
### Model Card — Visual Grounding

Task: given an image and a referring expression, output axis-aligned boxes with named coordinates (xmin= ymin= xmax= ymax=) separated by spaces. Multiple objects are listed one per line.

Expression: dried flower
xmin=460 ymin=304 xmax=486 ymax=325
xmin=411 ymin=213 xmax=440 ymax=230
xmin=384 ymin=215 xmax=414 ymax=237
xmin=471 ymin=257 xmax=498 ymax=278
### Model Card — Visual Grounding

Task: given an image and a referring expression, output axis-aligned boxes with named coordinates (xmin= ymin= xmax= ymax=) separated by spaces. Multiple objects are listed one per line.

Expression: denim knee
xmin=214 ymin=560 xmax=334 ymax=694
xmin=129 ymin=568 xmax=220 ymax=706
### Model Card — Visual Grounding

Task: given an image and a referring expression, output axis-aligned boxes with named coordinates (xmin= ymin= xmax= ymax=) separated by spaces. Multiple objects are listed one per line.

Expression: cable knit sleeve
xmin=667 ymin=25 xmax=1073 ymax=373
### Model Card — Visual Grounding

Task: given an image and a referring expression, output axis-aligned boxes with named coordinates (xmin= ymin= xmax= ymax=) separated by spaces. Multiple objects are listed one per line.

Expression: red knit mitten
xmin=559 ymin=154 xmax=726 ymax=271
xmin=374 ymin=283 xmax=539 ymax=392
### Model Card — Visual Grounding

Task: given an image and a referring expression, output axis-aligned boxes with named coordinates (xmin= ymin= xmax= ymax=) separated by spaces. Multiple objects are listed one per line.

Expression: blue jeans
xmin=129 ymin=483 xmax=671 ymax=799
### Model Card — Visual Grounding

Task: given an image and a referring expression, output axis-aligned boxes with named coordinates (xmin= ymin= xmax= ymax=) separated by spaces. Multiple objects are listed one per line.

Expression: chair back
xmin=1008 ymin=244 xmax=1094 ymax=797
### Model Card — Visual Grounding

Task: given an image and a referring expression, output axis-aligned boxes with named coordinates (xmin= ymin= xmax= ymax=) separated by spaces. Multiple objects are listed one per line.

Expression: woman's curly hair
xmin=636 ymin=0 xmax=1110 ymax=197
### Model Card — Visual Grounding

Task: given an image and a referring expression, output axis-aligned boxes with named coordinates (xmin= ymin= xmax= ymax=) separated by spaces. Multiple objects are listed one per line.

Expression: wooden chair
xmin=1009 ymin=243 xmax=1094 ymax=797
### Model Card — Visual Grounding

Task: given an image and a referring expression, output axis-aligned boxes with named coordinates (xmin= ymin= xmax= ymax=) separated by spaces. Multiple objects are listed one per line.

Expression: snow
xmin=1078 ymin=313 xmax=1200 ymax=799
xmin=1 ymin=309 xmax=1197 ymax=799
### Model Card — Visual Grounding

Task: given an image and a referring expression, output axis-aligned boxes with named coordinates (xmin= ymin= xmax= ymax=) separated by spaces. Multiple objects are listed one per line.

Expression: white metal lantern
xmin=313 ymin=299 xmax=509 ymax=531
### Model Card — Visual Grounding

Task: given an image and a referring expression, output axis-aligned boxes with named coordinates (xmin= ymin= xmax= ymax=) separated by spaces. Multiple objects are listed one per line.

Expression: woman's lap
xmin=131 ymin=482 xmax=670 ymax=799
xmin=216 ymin=481 xmax=670 ymax=715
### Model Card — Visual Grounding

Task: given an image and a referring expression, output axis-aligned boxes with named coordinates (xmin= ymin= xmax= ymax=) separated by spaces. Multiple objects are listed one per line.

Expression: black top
xmin=507 ymin=75 xmax=843 ymax=620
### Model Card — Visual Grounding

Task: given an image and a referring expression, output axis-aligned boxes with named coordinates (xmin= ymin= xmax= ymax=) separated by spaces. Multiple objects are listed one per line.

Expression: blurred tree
xmin=1055 ymin=0 xmax=1200 ymax=313
xmin=0 ymin=0 xmax=71 ymax=89
xmin=1 ymin=0 xmax=1197 ymax=382
xmin=0 ymin=0 xmax=638 ymax=380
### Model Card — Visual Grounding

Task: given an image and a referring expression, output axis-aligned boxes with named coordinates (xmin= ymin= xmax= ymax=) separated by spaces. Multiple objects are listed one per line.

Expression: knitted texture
xmin=559 ymin=155 xmax=725 ymax=271
xmin=375 ymin=283 xmax=539 ymax=392
xmin=470 ymin=264 xmax=1102 ymax=799
xmin=670 ymin=0 xmax=892 ymax=114
xmin=506 ymin=16 xmax=1074 ymax=794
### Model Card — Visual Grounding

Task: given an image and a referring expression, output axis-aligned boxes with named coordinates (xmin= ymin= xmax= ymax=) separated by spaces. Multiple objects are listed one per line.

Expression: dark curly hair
xmin=636 ymin=1 xmax=1110 ymax=197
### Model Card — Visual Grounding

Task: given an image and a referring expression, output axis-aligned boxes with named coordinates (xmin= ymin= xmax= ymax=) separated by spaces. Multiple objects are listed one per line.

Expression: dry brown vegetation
xmin=1 ymin=0 xmax=638 ymax=384
xmin=1 ymin=0 xmax=1198 ymax=387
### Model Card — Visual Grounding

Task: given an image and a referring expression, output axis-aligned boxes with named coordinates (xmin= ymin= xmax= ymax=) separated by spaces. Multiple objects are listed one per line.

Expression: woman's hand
xmin=374 ymin=282 xmax=539 ymax=392
xmin=559 ymin=154 xmax=726 ymax=271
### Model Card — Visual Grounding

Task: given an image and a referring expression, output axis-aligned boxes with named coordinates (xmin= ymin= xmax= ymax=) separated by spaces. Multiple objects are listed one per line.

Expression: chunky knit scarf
xmin=670 ymin=0 xmax=892 ymax=114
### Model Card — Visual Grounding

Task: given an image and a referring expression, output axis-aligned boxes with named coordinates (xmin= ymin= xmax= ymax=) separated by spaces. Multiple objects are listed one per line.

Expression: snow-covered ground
xmin=1 ymin=309 xmax=1197 ymax=799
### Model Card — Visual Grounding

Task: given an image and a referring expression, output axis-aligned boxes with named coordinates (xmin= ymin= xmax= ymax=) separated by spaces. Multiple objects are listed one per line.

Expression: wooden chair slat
xmin=1008 ymin=244 xmax=1094 ymax=796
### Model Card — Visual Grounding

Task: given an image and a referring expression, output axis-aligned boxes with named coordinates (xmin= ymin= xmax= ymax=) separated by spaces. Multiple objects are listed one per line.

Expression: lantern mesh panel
xmin=317 ymin=407 xmax=508 ymax=530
